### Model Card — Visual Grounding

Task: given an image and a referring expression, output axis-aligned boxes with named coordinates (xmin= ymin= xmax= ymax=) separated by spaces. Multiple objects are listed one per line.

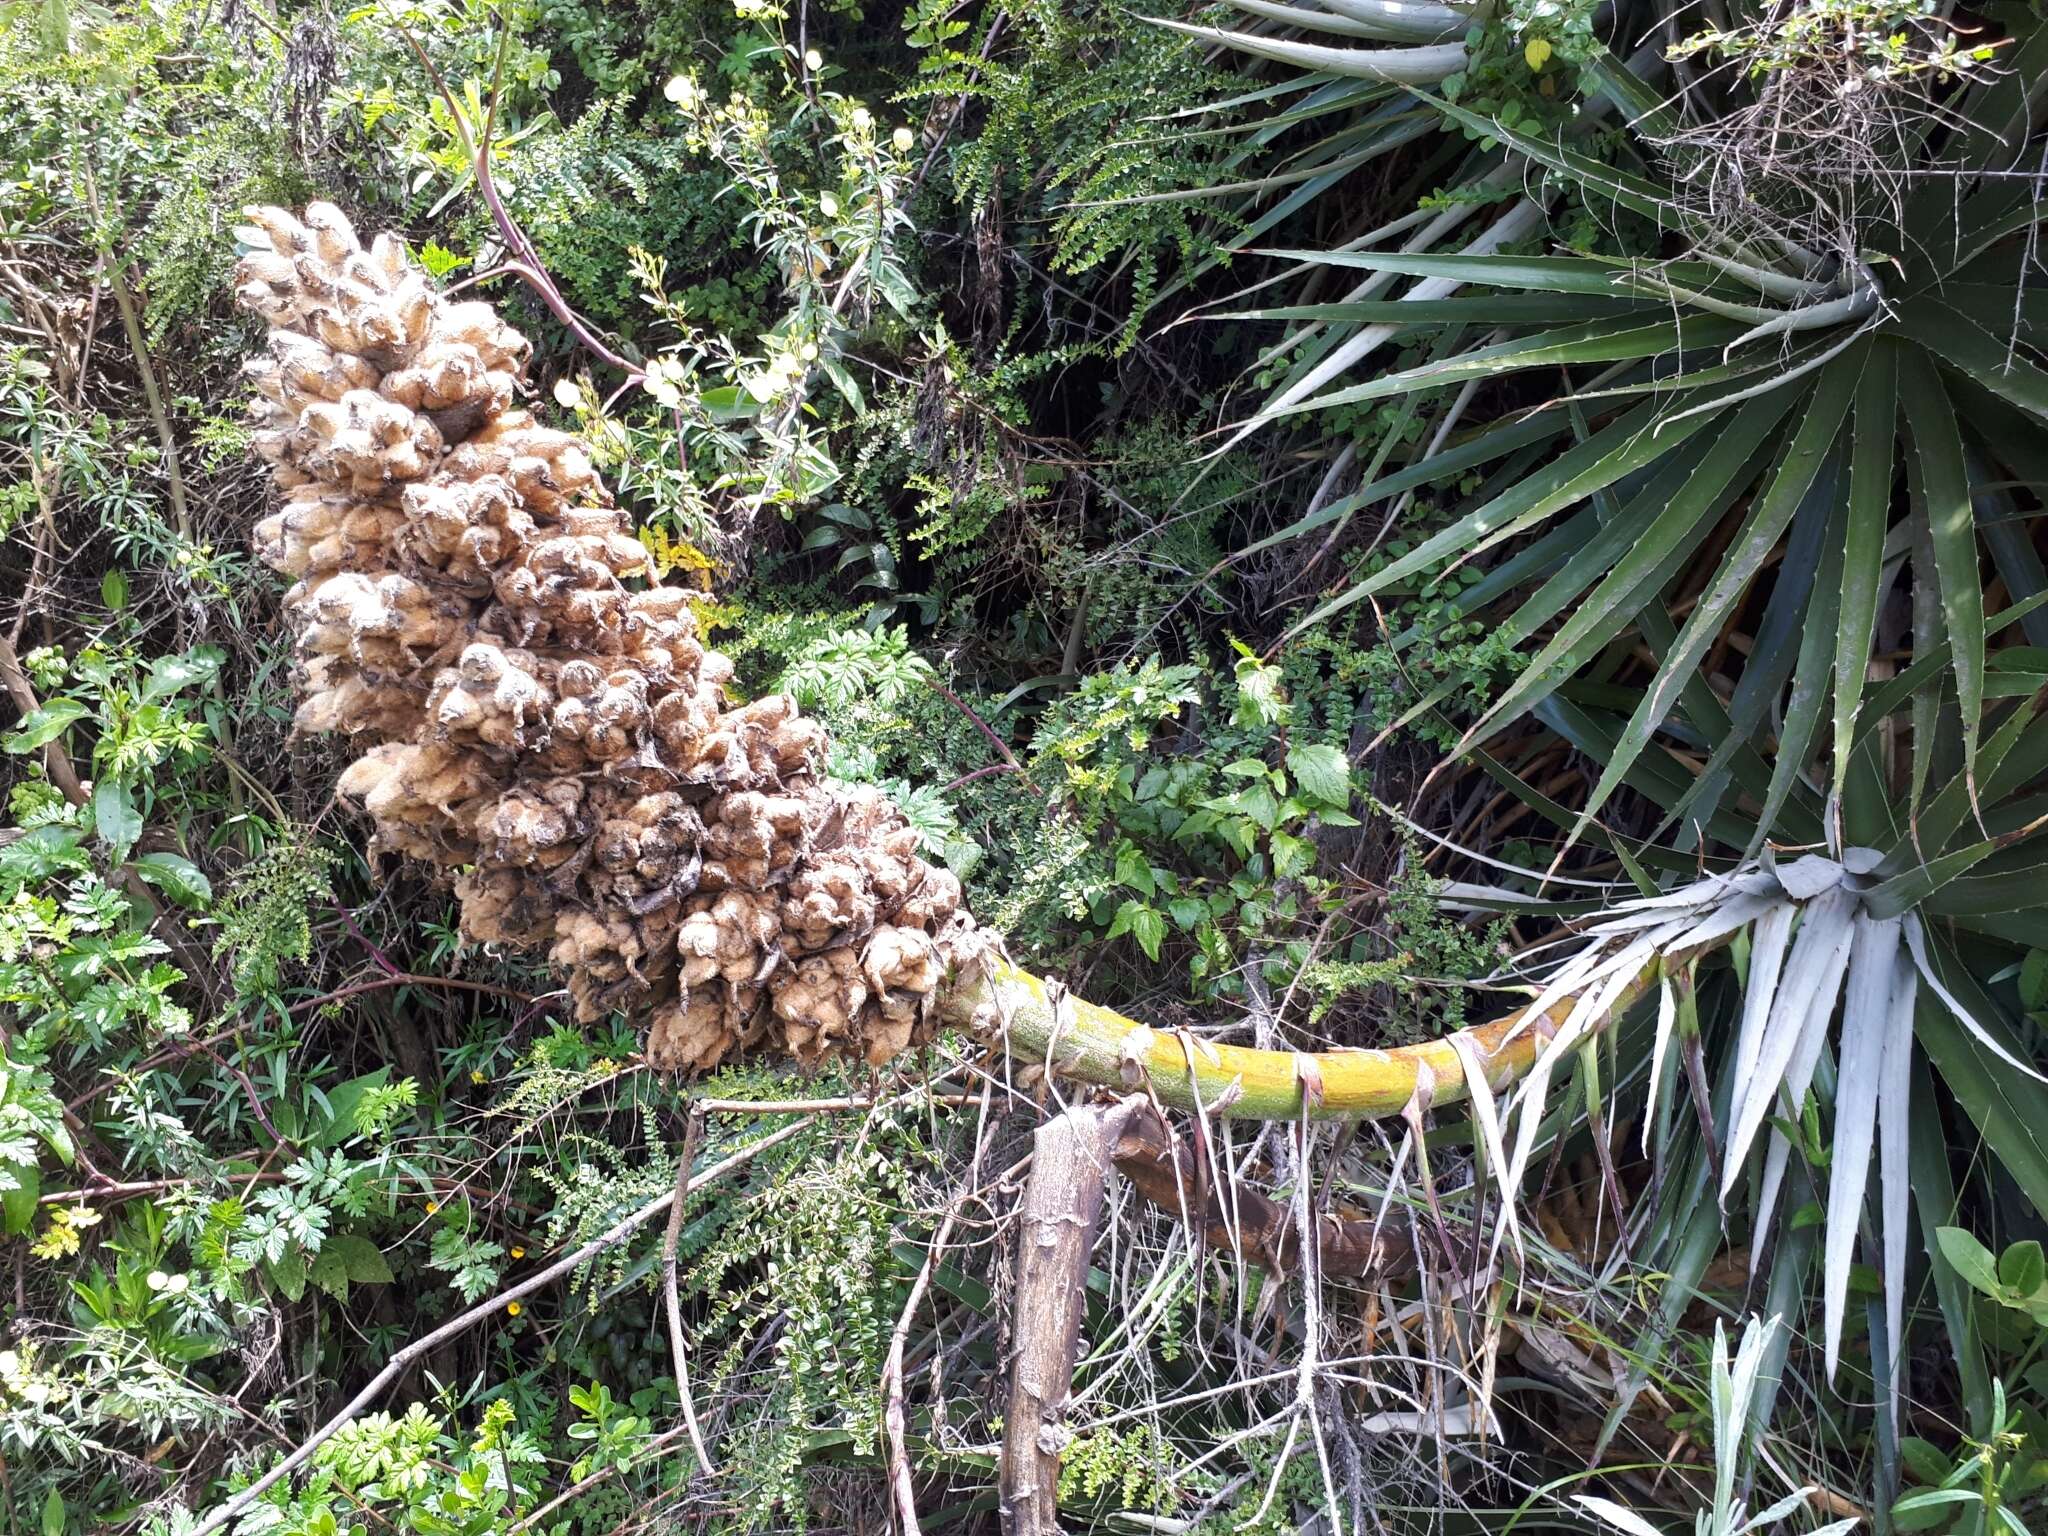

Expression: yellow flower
xmin=425 ymin=1200 xmax=441 ymax=1215
xmin=506 ymin=1301 xmax=524 ymax=1317
xmin=469 ymin=1069 xmax=487 ymax=1085
xmin=511 ymin=1246 xmax=527 ymax=1259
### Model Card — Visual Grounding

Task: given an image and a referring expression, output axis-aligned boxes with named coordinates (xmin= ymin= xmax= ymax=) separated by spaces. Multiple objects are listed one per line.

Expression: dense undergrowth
xmin=1 ymin=0 xmax=2046 ymax=1531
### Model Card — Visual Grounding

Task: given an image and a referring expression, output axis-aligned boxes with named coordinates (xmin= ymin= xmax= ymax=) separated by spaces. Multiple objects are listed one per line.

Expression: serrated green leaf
xmin=1284 ymin=742 xmax=1351 ymax=809
xmin=1277 ymin=314 xmax=1747 ymax=418
xmin=1571 ymin=348 xmax=1862 ymax=843
xmin=1832 ymin=341 xmax=1900 ymax=795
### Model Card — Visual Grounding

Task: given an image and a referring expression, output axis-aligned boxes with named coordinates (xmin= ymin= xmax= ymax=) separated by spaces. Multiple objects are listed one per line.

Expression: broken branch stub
xmin=235 ymin=202 xmax=995 ymax=1073
xmin=1001 ymin=1100 xmax=1140 ymax=1535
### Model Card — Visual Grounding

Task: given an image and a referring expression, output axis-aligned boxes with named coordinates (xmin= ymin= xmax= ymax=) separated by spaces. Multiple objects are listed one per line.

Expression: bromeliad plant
xmin=1122 ymin=0 xmax=2048 ymax=1481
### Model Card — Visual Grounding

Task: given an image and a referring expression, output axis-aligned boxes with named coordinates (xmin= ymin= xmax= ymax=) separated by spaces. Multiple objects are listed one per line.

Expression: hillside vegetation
xmin=1 ymin=0 xmax=2045 ymax=1532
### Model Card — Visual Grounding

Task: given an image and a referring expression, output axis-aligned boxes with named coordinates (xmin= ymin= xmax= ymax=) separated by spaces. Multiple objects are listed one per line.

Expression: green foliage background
xmin=1 ymin=0 xmax=2045 ymax=1531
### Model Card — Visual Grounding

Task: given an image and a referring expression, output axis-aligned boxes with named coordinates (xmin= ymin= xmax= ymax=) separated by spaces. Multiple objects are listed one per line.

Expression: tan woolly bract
xmin=237 ymin=203 xmax=991 ymax=1070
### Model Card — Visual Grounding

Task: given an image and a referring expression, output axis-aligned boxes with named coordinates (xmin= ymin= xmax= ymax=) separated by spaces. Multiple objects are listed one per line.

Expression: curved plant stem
xmin=961 ymin=934 xmax=1731 ymax=1122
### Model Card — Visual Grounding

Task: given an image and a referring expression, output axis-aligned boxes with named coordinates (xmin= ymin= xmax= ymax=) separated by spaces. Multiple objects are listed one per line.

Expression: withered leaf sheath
xmin=237 ymin=203 xmax=994 ymax=1071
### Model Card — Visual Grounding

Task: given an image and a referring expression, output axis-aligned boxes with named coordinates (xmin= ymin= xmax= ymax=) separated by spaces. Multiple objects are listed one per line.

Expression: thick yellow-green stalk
xmin=966 ymin=946 xmax=1719 ymax=1121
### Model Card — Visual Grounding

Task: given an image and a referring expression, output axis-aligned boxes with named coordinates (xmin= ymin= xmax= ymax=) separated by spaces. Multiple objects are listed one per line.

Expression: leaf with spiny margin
xmin=1204 ymin=294 xmax=1660 ymax=327
xmin=1746 ymin=447 xmax=1848 ymax=854
xmin=1144 ymin=18 xmax=1466 ymax=83
xmin=1418 ymin=92 xmax=1685 ymax=225
xmin=1275 ymin=314 xmax=1751 ymax=418
xmin=1571 ymin=348 xmax=1863 ymax=847
xmin=1833 ymin=342 xmax=1899 ymax=798
xmin=1289 ymin=395 xmax=1723 ymax=640
xmin=1899 ymin=350 xmax=1986 ymax=816
xmin=1824 ymin=913 xmax=1905 ymax=1379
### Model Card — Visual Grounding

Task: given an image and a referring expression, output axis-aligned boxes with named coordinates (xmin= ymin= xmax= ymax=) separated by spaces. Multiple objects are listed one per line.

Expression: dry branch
xmin=1109 ymin=1100 xmax=1412 ymax=1280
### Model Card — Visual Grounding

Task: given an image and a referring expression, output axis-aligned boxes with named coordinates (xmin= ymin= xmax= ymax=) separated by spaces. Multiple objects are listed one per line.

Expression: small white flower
xmin=851 ymin=106 xmax=872 ymax=131
xmin=165 ymin=1273 xmax=191 ymax=1296
xmin=552 ymin=378 xmax=582 ymax=409
xmin=804 ymin=47 xmax=822 ymax=69
xmin=664 ymin=75 xmax=698 ymax=107
xmin=819 ymin=191 xmax=840 ymax=218
xmin=799 ymin=341 xmax=819 ymax=362
xmin=147 ymin=1269 xmax=170 ymax=1291
xmin=893 ymin=126 xmax=915 ymax=152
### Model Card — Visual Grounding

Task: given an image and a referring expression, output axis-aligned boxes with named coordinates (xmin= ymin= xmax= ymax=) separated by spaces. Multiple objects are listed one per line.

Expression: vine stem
xmin=185 ymin=1116 xmax=818 ymax=1536
xmin=923 ymin=679 xmax=1040 ymax=796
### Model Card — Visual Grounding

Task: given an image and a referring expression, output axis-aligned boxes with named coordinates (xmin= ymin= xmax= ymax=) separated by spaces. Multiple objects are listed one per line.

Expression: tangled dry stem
xmin=235 ymin=202 xmax=995 ymax=1072
xmin=1649 ymin=25 xmax=2003 ymax=278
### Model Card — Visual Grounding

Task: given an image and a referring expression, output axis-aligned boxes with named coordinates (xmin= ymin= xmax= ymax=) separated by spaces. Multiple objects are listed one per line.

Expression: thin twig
xmin=660 ymin=1102 xmax=716 ymax=1478
xmin=287 ymin=972 xmax=538 ymax=1015
xmin=104 ymin=262 xmax=191 ymax=541
xmin=883 ymin=1079 xmax=994 ymax=1533
xmin=0 ymin=630 xmax=86 ymax=804
xmin=923 ymin=679 xmax=1040 ymax=796
xmin=185 ymin=1117 xmax=818 ymax=1536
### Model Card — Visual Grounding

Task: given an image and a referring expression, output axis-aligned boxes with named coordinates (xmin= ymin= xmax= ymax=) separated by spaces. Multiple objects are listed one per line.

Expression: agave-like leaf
xmin=1877 ymin=948 xmax=1918 ymax=1421
xmin=1728 ymin=899 xmax=1798 ymax=1106
xmin=1450 ymin=1030 xmax=1522 ymax=1257
xmin=1312 ymin=0 xmax=1468 ymax=40
xmin=1903 ymin=914 xmax=2046 ymax=1080
xmin=1145 ymin=17 xmax=1467 ymax=82
xmin=1219 ymin=0 xmax=1463 ymax=42
xmin=1274 ymin=313 xmax=1751 ymax=417
xmin=1831 ymin=346 xmax=1901 ymax=800
xmin=1722 ymin=888 xmax=1858 ymax=1194
xmin=1573 ymin=354 xmax=1862 ymax=847
xmin=1823 ymin=912 xmax=1905 ymax=1378
xmin=1900 ymin=351 xmax=1988 ymax=804
xmin=1642 ymin=969 xmax=1678 ymax=1157
xmin=1247 ymin=199 xmax=1546 ymax=438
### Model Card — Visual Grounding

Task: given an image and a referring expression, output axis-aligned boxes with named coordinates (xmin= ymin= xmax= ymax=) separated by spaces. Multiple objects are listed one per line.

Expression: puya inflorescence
xmin=235 ymin=201 xmax=995 ymax=1074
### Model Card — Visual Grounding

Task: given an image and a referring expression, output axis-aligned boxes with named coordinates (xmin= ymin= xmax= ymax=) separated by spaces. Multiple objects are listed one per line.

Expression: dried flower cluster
xmin=236 ymin=202 xmax=991 ymax=1071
